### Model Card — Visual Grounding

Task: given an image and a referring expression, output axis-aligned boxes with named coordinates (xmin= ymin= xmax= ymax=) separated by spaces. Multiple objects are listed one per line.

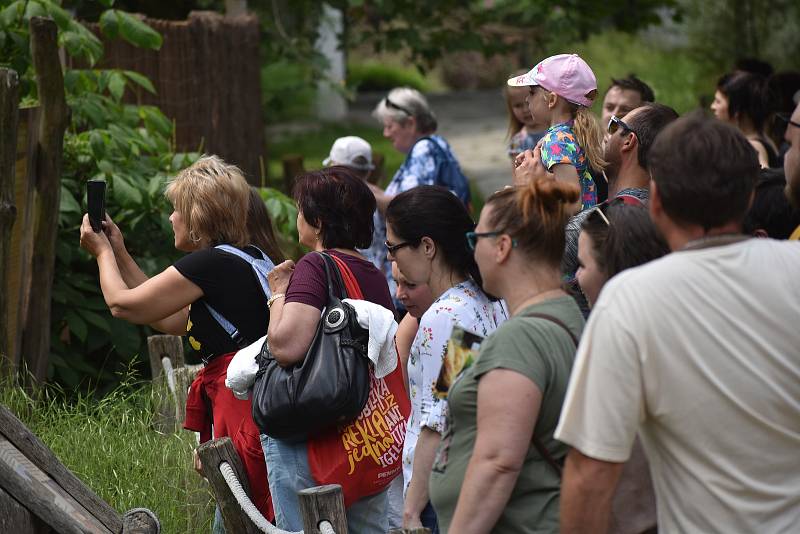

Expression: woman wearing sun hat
xmin=510 ymin=53 xmax=606 ymax=211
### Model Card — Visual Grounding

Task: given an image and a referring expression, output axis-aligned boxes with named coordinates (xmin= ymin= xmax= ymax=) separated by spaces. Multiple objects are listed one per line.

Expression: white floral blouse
xmin=402 ymin=279 xmax=508 ymax=493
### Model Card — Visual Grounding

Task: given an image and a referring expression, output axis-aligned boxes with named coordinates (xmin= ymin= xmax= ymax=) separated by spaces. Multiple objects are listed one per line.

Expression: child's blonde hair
xmin=570 ymin=102 xmax=606 ymax=170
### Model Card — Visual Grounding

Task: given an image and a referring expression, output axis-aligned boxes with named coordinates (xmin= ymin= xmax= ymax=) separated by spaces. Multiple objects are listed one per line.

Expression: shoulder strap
xmin=214 ymin=244 xmax=275 ymax=299
xmin=521 ymin=312 xmax=579 ymax=347
xmin=329 ymin=254 xmax=364 ymax=300
xmin=519 ymin=311 xmax=579 ymax=478
xmin=202 ymin=244 xmax=276 ymax=349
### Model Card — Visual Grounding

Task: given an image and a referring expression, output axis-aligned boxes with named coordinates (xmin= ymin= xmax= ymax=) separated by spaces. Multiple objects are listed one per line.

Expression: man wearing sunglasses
xmin=561 ymin=103 xmax=678 ymax=315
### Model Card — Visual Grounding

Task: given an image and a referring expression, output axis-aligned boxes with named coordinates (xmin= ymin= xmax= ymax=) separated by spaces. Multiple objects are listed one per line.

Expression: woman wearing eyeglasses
xmin=370 ymin=87 xmax=471 ymax=312
xmin=428 ymin=178 xmax=584 ymax=534
xmin=385 ymin=186 xmax=506 ymax=532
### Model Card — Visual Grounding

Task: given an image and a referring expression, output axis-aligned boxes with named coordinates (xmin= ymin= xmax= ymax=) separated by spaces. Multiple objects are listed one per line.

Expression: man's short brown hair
xmin=648 ymin=112 xmax=759 ymax=230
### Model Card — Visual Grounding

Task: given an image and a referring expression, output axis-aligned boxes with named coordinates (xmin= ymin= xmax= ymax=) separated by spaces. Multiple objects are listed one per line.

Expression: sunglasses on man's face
xmin=607 ymin=115 xmax=636 ymax=136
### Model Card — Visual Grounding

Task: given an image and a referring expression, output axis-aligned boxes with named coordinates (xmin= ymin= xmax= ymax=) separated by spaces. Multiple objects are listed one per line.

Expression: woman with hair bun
xmin=428 ymin=179 xmax=585 ymax=534
xmin=711 ymin=72 xmax=779 ymax=168
xmin=385 ymin=186 xmax=506 ymax=532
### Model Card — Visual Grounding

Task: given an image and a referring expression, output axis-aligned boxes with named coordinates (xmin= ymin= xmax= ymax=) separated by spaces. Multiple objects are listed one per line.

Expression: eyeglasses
xmin=607 ymin=115 xmax=636 ymax=136
xmin=384 ymin=97 xmax=413 ymax=117
xmin=776 ymin=112 xmax=800 ymax=129
xmin=466 ymin=231 xmax=517 ymax=250
xmin=385 ymin=240 xmax=413 ymax=255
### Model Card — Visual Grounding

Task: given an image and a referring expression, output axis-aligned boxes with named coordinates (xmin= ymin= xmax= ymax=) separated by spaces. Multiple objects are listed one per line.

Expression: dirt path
xmin=350 ymin=90 xmax=513 ymax=197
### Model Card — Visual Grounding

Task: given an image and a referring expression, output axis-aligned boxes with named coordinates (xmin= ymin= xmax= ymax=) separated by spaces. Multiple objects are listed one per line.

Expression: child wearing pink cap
xmin=508 ymin=53 xmax=606 ymax=210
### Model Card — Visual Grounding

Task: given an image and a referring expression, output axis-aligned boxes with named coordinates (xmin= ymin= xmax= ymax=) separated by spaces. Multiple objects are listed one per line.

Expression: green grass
xmin=1 ymin=375 xmax=214 ymax=532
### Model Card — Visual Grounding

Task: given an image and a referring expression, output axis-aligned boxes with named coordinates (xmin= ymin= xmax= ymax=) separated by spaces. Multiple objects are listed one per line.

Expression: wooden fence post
xmin=282 ymin=154 xmax=304 ymax=194
xmin=197 ymin=437 xmax=260 ymax=534
xmin=21 ymin=17 xmax=69 ymax=385
xmin=298 ymin=484 xmax=348 ymax=534
xmin=0 ymin=405 xmax=123 ymax=533
xmin=147 ymin=335 xmax=186 ymax=432
xmin=0 ymin=68 xmax=19 ymax=374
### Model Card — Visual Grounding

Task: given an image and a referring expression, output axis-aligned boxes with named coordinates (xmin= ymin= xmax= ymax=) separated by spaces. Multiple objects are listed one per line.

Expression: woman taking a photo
xmin=262 ymin=166 xmax=397 ymax=533
xmin=79 ymin=155 xmax=280 ymax=525
xmin=428 ymin=179 xmax=584 ymax=533
xmin=386 ymin=186 xmax=506 ymax=532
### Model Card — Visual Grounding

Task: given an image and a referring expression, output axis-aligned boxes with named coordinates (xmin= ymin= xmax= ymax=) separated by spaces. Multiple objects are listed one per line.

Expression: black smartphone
xmin=87 ymin=180 xmax=106 ymax=233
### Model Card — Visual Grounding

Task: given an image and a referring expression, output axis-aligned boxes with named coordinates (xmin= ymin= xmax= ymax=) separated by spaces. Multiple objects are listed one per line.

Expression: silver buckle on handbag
xmin=324 ymin=306 xmax=347 ymax=329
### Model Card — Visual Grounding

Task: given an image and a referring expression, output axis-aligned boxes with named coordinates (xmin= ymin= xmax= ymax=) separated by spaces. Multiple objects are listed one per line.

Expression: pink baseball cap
xmin=507 ymin=53 xmax=598 ymax=107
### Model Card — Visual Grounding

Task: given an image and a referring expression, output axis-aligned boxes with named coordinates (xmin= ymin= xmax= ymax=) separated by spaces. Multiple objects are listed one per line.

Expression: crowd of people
xmin=79 ymin=51 xmax=800 ymax=533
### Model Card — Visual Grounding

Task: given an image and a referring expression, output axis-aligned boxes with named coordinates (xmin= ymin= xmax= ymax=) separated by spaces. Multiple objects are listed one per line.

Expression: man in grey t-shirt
xmin=562 ymin=103 xmax=678 ymax=314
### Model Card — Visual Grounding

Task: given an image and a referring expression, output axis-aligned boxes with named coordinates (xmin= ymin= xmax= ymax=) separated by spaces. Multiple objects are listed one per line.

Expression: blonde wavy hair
xmin=165 ymin=155 xmax=250 ymax=247
xmin=571 ymin=103 xmax=607 ymax=171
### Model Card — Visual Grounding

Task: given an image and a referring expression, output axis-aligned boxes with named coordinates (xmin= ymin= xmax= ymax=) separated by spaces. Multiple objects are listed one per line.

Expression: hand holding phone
xmin=87 ymin=180 xmax=106 ymax=233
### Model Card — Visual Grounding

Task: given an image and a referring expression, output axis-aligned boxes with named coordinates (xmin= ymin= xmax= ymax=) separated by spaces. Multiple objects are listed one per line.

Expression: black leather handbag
xmin=251 ymin=252 xmax=370 ymax=442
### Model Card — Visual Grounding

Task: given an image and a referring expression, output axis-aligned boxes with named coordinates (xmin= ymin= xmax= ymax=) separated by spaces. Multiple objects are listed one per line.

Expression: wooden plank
xmin=0 ymin=405 xmax=123 ymax=533
xmin=197 ymin=437 xmax=260 ymax=534
xmin=0 ymin=68 xmax=19 ymax=373
xmin=298 ymin=484 xmax=348 ymax=534
xmin=7 ymin=107 xmax=38 ymax=371
xmin=0 ymin=484 xmax=48 ymax=534
xmin=0 ymin=436 xmax=111 ymax=533
xmin=21 ymin=17 xmax=69 ymax=384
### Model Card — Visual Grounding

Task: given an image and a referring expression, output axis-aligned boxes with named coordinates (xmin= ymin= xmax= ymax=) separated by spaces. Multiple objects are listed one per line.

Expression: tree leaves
xmin=99 ymin=9 xmax=162 ymax=50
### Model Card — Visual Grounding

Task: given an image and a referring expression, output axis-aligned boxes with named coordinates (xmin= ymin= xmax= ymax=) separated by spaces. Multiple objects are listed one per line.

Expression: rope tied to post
xmin=161 ymin=356 xmax=176 ymax=396
xmin=218 ymin=461 xmax=337 ymax=534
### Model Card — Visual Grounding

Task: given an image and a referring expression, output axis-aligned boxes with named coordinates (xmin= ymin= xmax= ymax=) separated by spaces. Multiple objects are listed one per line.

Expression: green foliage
xmin=261 ymin=59 xmax=317 ymax=122
xmin=1 ymin=1 xmax=295 ymax=390
xmin=1 ymin=374 xmax=215 ymax=531
xmin=347 ymin=61 xmax=430 ymax=93
xmin=258 ymin=186 xmax=304 ymax=260
xmin=681 ymin=0 xmax=800 ymax=73
xmin=98 ymin=9 xmax=162 ymax=50
xmin=561 ymin=30 xmax=717 ymax=114
xmin=249 ymin=0 xmax=677 ymax=121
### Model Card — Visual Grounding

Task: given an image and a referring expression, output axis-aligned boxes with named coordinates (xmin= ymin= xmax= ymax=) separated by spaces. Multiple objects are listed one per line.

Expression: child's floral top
xmin=539 ymin=121 xmax=597 ymax=209
xmin=401 ymin=279 xmax=508 ymax=493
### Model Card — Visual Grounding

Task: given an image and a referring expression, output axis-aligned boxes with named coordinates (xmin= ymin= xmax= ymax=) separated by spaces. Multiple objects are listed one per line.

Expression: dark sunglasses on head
xmin=384 ymin=97 xmax=414 ymax=117
xmin=607 ymin=115 xmax=636 ymax=136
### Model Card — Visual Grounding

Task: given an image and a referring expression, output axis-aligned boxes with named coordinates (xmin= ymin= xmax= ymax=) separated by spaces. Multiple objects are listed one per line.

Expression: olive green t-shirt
xmin=429 ymin=296 xmax=584 ymax=534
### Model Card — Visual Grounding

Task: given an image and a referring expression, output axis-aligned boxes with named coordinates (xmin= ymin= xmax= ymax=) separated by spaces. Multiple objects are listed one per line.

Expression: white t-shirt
xmin=402 ymin=280 xmax=507 ymax=494
xmin=556 ymin=239 xmax=800 ymax=533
